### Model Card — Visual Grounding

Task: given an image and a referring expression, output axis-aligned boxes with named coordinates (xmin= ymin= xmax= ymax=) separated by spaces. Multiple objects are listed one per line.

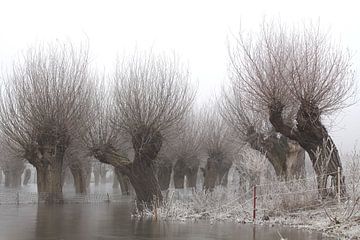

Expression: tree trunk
xmin=70 ymin=167 xmax=87 ymax=194
xmin=0 ymin=169 xmax=2 ymax=184
xmin=23 ymin=169 xmax=32 ymax=186
xmin=93 ymin=128 xmax=163 ymax=210
xmin=36 ymin=161 xmax=63 ymax=203
xmin=173 ymin=159 xmax=185 ymax=189
xmin=185 ymin=167 xmax=198 ymax=188
xmin=11 ymin=170 xmax=23 ymax=188
xmin=94 ymin=171 xmax=100 ymax=186
xmin=157 ymin=163 xmax=172 ymax=191
xmin=247 ymin=127 xmax=305 ymax=181
xmin=203 ymin=158 xmax=218 ymax=191
xmin=269 ymin=102 xmax=345 ymax=198
xmin=112 ymin=170 xmax=120 ymax=189
xmin=3 ymin=169 xmax=23 ymax=188
xmin=4 ymin=170 xmax=10 ymax=187
xmin=113 ymin=166 xmax=131 ymax=195
xmin=126 ymin=159 xmax=162 ymax=210
xmin=286 ymin=143 xmax=306 ymax=179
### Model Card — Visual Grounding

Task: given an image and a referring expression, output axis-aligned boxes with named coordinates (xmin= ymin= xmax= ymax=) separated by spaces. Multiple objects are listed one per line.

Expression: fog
xmin=0 ymin=0 xmax=359 ymax=152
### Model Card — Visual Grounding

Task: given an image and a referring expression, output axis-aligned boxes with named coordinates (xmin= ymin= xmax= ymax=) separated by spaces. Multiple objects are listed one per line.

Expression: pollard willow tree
xmin=0 ymin=44 xmax=92 ymax=202
xmin=220 ymin=87 xmax=305 ymax=180
xmin=92 ymin=53 xmax=195 ymax=207
xmin=228 ymin=22 xmax=354 ymax=197
xmin=172 ymin=111 xmax=203 ymax=189
xmin=202 ymin=106 xmax=233 ymax=191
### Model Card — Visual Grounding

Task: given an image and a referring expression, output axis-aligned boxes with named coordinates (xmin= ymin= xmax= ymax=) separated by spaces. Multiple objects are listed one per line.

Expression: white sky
xmin=0 ymin=0 xmax=359 ymax=152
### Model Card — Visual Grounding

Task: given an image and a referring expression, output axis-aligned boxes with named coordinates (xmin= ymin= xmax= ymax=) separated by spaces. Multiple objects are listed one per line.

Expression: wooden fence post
xmin=337 ymin=167 xmax=341 ymax=204
xmin=253 ymin=185 xmax=257 ymax=222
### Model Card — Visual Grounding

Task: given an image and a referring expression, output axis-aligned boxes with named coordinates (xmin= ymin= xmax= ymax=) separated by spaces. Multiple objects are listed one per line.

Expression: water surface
xmin=0 ymin=198 xmax=333 ymax=240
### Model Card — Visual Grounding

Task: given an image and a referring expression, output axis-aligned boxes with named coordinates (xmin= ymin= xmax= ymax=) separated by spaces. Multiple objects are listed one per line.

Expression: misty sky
xmin=0 ymin=0 xmax=359 ymax=152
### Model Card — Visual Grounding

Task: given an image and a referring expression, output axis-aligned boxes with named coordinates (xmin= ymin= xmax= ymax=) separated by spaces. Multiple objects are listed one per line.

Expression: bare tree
xmin=220 ymin=87 xmax=305 ymax=180
xmin=89 ymin=52 xmax=195 ymax=207
xmin=201 ymin=105 xmax=233 ymax=191
xmin=229 ymin=21 xmax=354 ymax=197
xmin=171 ymin=111 xmax=203 ymax=189
xmin=0 ymin=43 xmax=92 ymax=202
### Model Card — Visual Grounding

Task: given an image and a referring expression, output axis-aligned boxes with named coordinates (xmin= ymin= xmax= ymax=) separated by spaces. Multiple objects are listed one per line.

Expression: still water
xmin=0 ymin=197 xmax=333 ymax=240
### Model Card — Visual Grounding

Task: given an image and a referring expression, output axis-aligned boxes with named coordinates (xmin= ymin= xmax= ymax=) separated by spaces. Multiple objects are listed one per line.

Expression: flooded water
xmin=0 ymin=197 xmax=333 ymax=240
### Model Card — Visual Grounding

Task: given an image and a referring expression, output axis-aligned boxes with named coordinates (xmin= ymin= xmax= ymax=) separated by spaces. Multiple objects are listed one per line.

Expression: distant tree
xmin=172 ymin=111 xmax=203 ymax=189
xmin=201 ymin=106 xmax=233 ymax=191
xmin=23 ymin=169 xmax=31 ymax=186
xmin=229 ymin=22 xmax=354 ymax=197
xmin=0 ymin=43 xmax=92 ymax=202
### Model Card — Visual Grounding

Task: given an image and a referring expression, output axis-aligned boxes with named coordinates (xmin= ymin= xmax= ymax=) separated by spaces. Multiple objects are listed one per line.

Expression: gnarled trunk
xmin=247 ymin=127 xmax=305 ymax=181
xmin=269 ymin=102 xmax=345 ymax=198
xmin=70 ymin=167 xmax=87 ymax=194
xmin=118 ymin=173 xmax=131 ymax=195
xmin=36 ymin=162 xmax=63 ymax=203
xmin=127 ymin=160 xmax=162 ymax=209
xmin=93 ymin=128 xmax=163 ymax=209
xmin=113 ymin=167 xmax=130 ymax=195
xmin=127 ymin=128 xmax=163 ymax=209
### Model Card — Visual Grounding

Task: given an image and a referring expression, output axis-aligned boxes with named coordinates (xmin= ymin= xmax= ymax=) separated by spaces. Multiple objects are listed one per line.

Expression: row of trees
xmin=0 ymin=21 xmax=353 ymax=207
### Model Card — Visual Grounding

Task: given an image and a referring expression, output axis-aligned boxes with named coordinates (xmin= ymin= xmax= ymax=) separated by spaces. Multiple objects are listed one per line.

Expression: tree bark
xmin=36 ymin=162 xmax=63 ymax=203
xmin=93 ymin=128 xmax=164 ymax=209
xmin=247 ymin=127 xmax=305 ymax=181
xmin=70 ymin=167 xmax=87 ymax=194
xmin=269 ymin=102 xmax=345 ymax=197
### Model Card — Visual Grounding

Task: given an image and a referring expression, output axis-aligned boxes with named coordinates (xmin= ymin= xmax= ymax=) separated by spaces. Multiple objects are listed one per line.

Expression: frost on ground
xmin=156 ymin=186 xmax=360 ymax=239
xmin=155 ymin=149 xmax=360 ymax=239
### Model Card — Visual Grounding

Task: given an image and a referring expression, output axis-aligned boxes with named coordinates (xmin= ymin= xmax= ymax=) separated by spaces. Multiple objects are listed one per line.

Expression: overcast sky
xmin=0 ymin=0 xmax=359 ymax=152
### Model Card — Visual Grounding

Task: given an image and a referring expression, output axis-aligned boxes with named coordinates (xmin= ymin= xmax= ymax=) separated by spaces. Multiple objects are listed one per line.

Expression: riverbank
xmin=156 ymin=188 xmax=360 ymax=239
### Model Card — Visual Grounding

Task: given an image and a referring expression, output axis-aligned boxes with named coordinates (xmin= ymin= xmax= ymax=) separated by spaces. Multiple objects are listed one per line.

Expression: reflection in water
xmin=0 ymin=199 xmax=333 ymax=240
